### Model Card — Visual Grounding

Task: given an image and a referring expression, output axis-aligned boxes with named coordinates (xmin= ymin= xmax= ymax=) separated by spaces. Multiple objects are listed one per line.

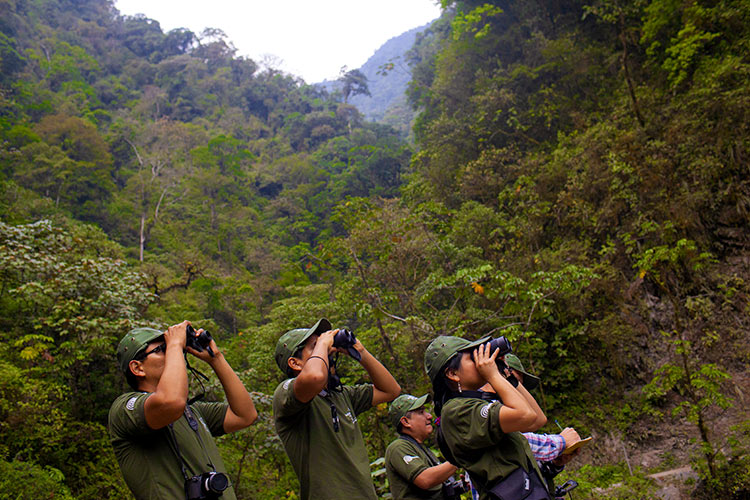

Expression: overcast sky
xmin=114 ymin=0 xmax=442 ymax=83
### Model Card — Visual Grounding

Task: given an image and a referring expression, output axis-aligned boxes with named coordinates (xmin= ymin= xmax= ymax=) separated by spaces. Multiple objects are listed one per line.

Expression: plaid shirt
xmin=523 ymin=432 xmax=565 ymax=461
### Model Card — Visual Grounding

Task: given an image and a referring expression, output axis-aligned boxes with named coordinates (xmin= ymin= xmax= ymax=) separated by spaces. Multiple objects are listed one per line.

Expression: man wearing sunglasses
xmin=108 ymin=321 xmax=257 ymax=499
xmin=272 ymin=318 xmax=401 ymax=500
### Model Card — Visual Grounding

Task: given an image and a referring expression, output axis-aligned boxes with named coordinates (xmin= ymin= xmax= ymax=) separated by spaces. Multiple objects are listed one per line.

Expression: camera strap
xmin=326 ymin=353 xmax=343 ymax=392
xmin=165 ymin=406 xmax=219 ymax=484
xmin=446 ymin=389 xmax=498 ymax=402
xmin=398 ymin=434 xmax=440 ymax=467
xmin=319 ymin=389 xmax=342 ymax=432
xmin=166 ymin=422 xmax=193 ymax=482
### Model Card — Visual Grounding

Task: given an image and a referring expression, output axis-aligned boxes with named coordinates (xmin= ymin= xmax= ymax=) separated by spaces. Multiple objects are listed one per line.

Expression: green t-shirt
xmin=385 ymin=436 xmax=443 ymax=500
xmin=108 ymin=391 xmax=234 ymax=500
xmin=440 ymin=397 xmax=544 ymax=500
xmin=273 ymin=378 xmax=376 ymax=500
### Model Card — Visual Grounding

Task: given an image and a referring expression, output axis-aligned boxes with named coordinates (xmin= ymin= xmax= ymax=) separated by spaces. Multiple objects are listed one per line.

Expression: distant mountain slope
xmin=319 ymin=22 xmax=434 ymax=135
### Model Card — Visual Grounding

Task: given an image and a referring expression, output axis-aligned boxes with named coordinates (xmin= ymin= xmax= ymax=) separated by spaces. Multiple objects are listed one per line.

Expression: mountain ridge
xmin=318 ymin=21 xmax=434 ymax=134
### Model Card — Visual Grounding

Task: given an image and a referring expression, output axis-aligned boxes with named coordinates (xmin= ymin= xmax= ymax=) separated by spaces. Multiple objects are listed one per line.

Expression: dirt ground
xmin=569 ymin=369 xmax=750 ymax=499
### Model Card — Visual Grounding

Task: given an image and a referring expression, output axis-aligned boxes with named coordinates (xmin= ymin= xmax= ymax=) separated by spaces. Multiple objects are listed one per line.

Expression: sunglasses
xmin=135 ymin=343 xmax=166 ymax=360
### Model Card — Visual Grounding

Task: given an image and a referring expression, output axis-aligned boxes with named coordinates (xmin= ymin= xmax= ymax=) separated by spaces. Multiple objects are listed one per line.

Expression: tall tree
xmin=338 ymin=67 xmax=371 ymax=103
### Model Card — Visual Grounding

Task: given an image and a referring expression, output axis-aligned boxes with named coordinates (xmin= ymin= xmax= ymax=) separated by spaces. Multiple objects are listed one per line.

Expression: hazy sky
xmin=114 ymin=0 xmax=442 ymax=83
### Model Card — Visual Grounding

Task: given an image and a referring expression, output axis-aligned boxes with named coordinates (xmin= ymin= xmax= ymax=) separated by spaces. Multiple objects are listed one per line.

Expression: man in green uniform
xmin=109 ymin=321 xmax=257 ymax=500
xmin=273 ymin=318 xmax=401 ymax=500
xmin=385 ymin=394 xmax=459 ymax=500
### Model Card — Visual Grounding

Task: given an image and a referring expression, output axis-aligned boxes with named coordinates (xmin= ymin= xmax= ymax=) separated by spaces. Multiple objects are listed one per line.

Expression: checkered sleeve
xmin=523 ymin=432 xmax=565 ymax=461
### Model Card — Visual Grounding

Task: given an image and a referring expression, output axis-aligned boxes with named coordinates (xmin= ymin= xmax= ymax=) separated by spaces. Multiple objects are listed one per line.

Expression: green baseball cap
xmin=274 ymin=318 xmax=332 ymax=373
xmin=505 ymin=353 xmax=540 ymax=390
xmin=116 ymin=327 xmax=164 ymax=374
xmin=389 ymin=393 xmax=431 ymax=429
xmin=424 ymin=335 xmax=491 ymax=383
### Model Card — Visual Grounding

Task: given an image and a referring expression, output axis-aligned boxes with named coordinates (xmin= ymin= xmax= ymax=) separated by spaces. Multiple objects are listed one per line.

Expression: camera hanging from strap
xmin=165 ymin=407 xmax=219 ymax=481
xmin=165 ymin=407 xmax=231 ymax=500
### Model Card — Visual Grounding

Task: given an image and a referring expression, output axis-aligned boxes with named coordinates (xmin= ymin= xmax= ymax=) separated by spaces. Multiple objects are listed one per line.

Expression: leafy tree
xmin=638 ymin=239 xmax=738 ymax=481
xmin=0 ymin=219 xmax=151 ymax=497
xmin=0 ymin=32 xmax=25 ymax=84
xmin=111 ymin=118 xmax=206 ymax=260
xmin=8 ymin=115 xmax=114 ymax=222
xmin=338 ymin=67 xmax=371 ymax=103
xmin=118 ymin=14 xmax=167 ymax=59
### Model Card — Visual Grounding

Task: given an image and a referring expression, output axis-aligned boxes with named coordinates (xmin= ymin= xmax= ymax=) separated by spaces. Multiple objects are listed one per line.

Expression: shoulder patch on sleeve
xmin=403 ymin=455 xmax=419 ymax=464
xmin=480 ymin=403 xmax=492 ymax=419
xmin=126 ymin=396 xmax=138 ymax=411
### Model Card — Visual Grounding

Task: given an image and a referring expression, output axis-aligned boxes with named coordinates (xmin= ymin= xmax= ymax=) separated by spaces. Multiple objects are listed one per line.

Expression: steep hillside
xmin=348 ymin=23 xmax=431 ymax=127
xmin=319 ymin=22 xmax=434 ymax=135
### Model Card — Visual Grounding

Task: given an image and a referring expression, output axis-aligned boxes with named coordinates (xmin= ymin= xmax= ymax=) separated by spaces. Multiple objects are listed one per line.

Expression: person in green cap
xmin=385 ymin=393 xmax=462 ymax=500
xmin=475 ymin=353 xmax=583 ymax=499
xmin=504 ymin=353 xmax=541 ymax=391
xmin=425 ymin=335 xmax=551 ymax=500
xmin=108 ymin=321 xmax=257 ymax=500
xmin=273 ymin=318 xmax=401 ymax=500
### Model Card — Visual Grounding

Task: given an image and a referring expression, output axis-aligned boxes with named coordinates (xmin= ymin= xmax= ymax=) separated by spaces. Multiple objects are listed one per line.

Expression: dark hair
xmin=396 ymin=409 xmax=416 ymax=434
xmin=285 ymin=345 xmax=305 ymax=378
xmin=432 ymin=352 xmax=464 ymax=416
xmin=124 ymin=339 xmax=162 ymax=390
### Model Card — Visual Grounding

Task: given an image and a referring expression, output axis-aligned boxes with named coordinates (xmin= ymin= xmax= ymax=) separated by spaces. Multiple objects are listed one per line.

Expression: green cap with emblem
xmin=389 ymin=393 xmax=431 ymax=429
xmin=424 ymin=335 xmax=491 ymax=383
xmin=504 ymin=353 xmax=540 ymax=390
xmin=274 ymin=318 xmax=332 ymax=373
xmin=116 ymin=327 xmax=164 ymax=374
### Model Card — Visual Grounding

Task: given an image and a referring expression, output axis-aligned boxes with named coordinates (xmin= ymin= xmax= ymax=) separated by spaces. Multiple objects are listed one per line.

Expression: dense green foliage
xmin=1 ymin=0 xmax=749 ymax=498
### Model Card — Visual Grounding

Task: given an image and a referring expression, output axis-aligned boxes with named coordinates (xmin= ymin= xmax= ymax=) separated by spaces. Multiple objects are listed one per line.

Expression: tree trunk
xmin=620 ymin=13 xmax=645 ymax=128
xmin=139 ymin=213 xmax=146 ymax=262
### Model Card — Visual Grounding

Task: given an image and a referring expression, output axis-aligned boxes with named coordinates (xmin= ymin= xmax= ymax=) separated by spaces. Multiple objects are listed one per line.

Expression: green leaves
xmin=662 ymin=23 xmax=720 ymax=88
xmin=451 ymin=4 xmax=504 ymax=41
xmin=644 ymin=360 xmax=732 ymax=423
xmin=634 ymin=238 xmax=714 ymax=286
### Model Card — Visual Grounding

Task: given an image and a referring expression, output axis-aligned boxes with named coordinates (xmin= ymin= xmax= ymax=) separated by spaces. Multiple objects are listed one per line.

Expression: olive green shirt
xmin=273 ymin=378 xmax=376 ymax=500
xmin=385 ymin=436 xmax=443 ymax=500
xmin=108 ymin=391 xmax=234 ymax=500
xmin=440 ymin=397 xmax=544 ymax=500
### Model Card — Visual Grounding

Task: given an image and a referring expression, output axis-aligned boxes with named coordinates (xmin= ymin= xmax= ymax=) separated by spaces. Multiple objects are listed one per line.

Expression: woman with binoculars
xmin=425 ymin=336 xmax=551 ymax=500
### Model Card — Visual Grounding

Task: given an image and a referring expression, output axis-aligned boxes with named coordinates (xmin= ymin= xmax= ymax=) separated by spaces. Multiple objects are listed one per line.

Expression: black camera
xmin=441 ymin=476 xmax=469 ymax=500
xmin=185 ymin=471 xmax=229 ymax=499
xmin=332 ymin=328 xmax=361 ymax=361
xmin=185 ymin=324 xmax=215 ymax=357
xmin=185 ymin=472 xmax=229 ymax=500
